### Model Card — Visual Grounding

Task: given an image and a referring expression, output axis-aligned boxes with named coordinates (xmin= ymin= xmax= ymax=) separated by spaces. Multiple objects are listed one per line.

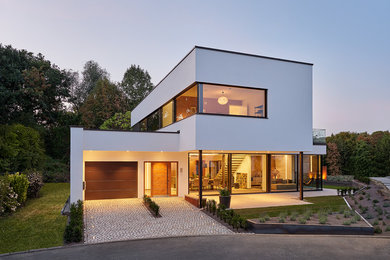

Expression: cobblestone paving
xmin=84 ymin=197 xmax=233 ymax=244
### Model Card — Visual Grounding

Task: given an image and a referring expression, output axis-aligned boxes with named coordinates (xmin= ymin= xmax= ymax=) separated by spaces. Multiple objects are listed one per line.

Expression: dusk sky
xmin=1 ymin=0 xmax=389 ymax=135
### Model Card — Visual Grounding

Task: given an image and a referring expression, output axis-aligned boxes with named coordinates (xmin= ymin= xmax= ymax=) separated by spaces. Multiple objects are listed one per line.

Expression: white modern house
xmin=70 ymin=46 xmax=326 ymax=206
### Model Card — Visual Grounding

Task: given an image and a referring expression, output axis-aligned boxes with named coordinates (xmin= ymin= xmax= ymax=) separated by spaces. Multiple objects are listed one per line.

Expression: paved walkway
xmin=84 ymin=198 xmax=232 ymax=243
xmin=3 ymin=235 xmax=390 ymax=259
xmin=205 ymin=188 xmax=337 ymax=209
xmin=371 ymin=177 xmax=390 ymax=190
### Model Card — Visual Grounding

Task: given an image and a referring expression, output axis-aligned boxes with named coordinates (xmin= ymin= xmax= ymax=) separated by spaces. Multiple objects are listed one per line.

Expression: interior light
xmin=218 ymin=91 xmax=228 ymax=105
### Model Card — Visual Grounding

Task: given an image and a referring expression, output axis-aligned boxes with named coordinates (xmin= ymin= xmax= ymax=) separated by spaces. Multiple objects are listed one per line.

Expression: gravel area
xmin=84 ymin=197 xmax=232 ymax=243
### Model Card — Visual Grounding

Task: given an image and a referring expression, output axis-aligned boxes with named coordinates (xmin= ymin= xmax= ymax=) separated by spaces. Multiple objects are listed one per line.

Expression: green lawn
xmin=235 ymin=196 xmax=347 ymax=219
xmin=0 ymin=183 xmax=70 ymax=254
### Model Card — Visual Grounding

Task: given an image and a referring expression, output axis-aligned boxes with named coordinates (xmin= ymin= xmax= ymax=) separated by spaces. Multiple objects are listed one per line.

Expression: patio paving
xmin=84 ymin=197 xmax=232 ymax=244
xmin=204 ymin=188 xmax=338 ymax=209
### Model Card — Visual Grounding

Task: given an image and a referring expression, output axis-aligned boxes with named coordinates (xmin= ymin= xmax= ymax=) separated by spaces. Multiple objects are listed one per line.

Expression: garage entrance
xmin=85 ymin=162 xmax=138 ymax=200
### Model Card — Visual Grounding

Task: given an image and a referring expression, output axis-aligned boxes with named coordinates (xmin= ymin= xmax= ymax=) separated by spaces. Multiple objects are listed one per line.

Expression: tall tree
xmin=326 ymin=142 xmax=342 ymax=176
xmin=79 ymin=79 xmax=127 ymax=128
xmin=352 ymin=140 xmax=373 ymax=178
xmin=71 ymin=60 xmax=109 ymax=109
xmin=120 ymin=65 xmax=154 ymax=111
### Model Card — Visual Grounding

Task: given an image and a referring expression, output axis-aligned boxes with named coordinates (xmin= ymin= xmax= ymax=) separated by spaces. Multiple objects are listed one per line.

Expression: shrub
xmin=355 ymin=175 xmax=370 ymax=184
xmin=24 ymin=170 xmax=44 ymax=198
xmin=373 ymin=199 xmax=379 ymax=204
xmin=143 ymin=195 xmax=159 ymax=216
xmin=373 ymin=219 xmax=379 ymax=225
xmin=259 ymin=217 xmax=267 ymax=223
xmin=0 ymin=124 xmax=45 ymax=173
xmin=219 ymin=188 xmax=230 ymax=196
xmin=290 ymin=212 xmax=299 ymax=221
xmin=0 ymin=177 xmax=20 ymax=215
xmin=298 ymin=218 xmax=306 ymax=224
xmin=383 ymin=202 xmax=390 ymax=208
xmin=365 ymin=213 xmax=373 ymax=219
xmin=319 ymin=215 xmax=327 ymax=224
xmin=240 ymin=217 xmax=247 ymax=230
xmin=343 ymin=220 xmax=351 ymax=225
xmin=7 ymin=173 xmax=29 ymax=204
xmin=374 ymin=226 xmax=382 ymax=234
xmin=42 ymin=157 xmax=69 ymax=183
xmin=386 ymin=226 xmax=390 ymax=232
xmin=278 ymin=217 xmax=285 ymax=223
xmin=343 ymin=210 xmax=353 ymax=218
xmin=359 ymin=196 xmax=364 ymax=200
xmin=64 ymin=200 xmax=83 ymax=243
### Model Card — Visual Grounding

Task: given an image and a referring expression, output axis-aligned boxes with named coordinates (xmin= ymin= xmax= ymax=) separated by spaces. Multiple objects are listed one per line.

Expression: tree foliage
xmin=0 ymin=124 xmax=45 ymax=172
xmin=326 ymin=142 xmax=341 ymax=176
xmin=120 ymin=65 xmax=153 ymax=111
xmin=0 ymin=44 xmax=73 ymax=127
xmin=100 ymin=111 xmax=131 ymax=131
xmin=325 ymin=131 xmax=390 ymax=178
xmin=79 ymin=79 xmax=127 ymax=128
xmin=70 ymin=60 xmax=109 ymax=109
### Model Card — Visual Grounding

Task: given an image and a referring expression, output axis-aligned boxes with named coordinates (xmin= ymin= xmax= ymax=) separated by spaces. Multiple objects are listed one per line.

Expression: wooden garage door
xmin=85 ymin=162 xmax=137 ymax=200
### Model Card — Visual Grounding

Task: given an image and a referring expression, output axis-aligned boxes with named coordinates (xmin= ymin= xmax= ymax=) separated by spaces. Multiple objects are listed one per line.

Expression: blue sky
xmin=1 ymin=0 xmax=389 ymax=134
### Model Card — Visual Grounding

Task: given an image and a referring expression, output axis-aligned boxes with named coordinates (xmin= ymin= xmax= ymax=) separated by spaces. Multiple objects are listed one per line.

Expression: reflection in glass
xmin=175 ymin=86 xmax=197 ymax=122
xmin=303 ymin=155 xmax=320 ymax=190
xmin=162 ymin=101 xmax=174 ymax=127
xmin=202 ymin=84 xmax=266 ymax=117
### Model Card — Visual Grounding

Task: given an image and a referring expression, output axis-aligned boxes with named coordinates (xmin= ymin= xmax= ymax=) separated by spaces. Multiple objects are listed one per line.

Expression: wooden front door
xmin=151 ymin=162 xmax=171 ymax=196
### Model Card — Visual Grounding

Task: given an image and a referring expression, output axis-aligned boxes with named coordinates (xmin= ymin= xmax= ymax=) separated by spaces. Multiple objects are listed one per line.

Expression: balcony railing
xmin=313 ymin=129 xmax=326 ymax=145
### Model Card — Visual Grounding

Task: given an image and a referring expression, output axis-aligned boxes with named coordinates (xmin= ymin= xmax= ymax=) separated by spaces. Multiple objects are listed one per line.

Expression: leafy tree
xmin=0 ymin=44 xmax=72 ymax=127
xmin=0 ymin=124 xmax=45 ymax=173
xmin=100 ymin=111 xmax=131 ymax=130
xmin=120 ymin=65 xmax=153 ymax=111
xmin=352 ymin=140 xmax=373 ymax=178
xmin=375 ymin=132 xmax=390 ymax=176
xmin=79 ymin=79 xmax=127 ymax=128
xmin=71 ymin=60 xmax=109 ymax=109
xmin=326 ymin=142 xmax=341 ymax=176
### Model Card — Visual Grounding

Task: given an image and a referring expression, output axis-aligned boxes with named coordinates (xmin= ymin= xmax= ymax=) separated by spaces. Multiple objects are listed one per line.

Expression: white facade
xmin=70 ymin=47 xmax=325 ymax=203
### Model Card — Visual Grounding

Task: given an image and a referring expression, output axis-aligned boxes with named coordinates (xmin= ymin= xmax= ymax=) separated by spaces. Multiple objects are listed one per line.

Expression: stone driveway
xmin=84 ymin=197 xmax=232 ymax=243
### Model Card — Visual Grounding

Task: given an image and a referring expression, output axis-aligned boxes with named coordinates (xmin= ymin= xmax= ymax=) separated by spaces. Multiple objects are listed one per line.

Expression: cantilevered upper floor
xmin=131 ymin=46 xmax=315 ymax=152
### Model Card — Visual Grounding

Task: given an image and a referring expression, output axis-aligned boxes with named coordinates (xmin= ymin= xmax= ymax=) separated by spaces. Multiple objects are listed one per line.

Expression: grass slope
xmin=0 ymin=183 xmax=70 ymax=254
xmin=235 ymin=196 xmax=346 ymax=219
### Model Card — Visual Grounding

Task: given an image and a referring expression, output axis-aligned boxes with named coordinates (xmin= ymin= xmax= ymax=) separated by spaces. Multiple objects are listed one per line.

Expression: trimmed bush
xmin=7 ymin=173 xmax=29 ymax=204
xmin=24 ymin=170 xmax=44 ymax=198
xmin=64 ymin=200 xmax=83 ymax=243
xmin=143 ymin=195 xmax=160 ymax=216
xmin=42 ymin=157 xmax=69 ymax=183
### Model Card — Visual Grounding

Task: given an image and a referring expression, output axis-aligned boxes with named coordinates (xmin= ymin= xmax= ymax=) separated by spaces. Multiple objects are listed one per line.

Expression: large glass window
xmin=270 ymin=155 xmax=297 ymax=191
xmin=303 ymin=155 xmax=320 ymax=190
xmin=162 ymin=101 xmax=174 ymax=127
xmin=189 ymin=153 xmax=229 ymax=195
xmin=231 ymin=154 xmax=266 ymax=194
xmin=202 ymin=84 xmax=266 ymax=117
xmin=175 ymin=86 xmax=197 ymax=122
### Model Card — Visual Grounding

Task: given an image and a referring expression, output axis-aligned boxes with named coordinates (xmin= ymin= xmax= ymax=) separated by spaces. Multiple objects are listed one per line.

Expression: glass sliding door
xmin=231 ymin=154 xmax=266 ymax=194
xmin=270 ymin=155 xmax=297 ymax=191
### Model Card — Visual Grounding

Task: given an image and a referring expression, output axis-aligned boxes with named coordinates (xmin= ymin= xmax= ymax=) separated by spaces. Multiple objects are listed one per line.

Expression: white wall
xmin=70 ymin=127 xmax=84 ymax=203
xmin=194 ymin=48 xmax=313 ymax=152
xmin=83 ymin=130 xmax=180 ymax=152
xmin=131 ymin=49 xmax=196 ymax=126
xmin=83 ymin=151 xmax=188 ymax=199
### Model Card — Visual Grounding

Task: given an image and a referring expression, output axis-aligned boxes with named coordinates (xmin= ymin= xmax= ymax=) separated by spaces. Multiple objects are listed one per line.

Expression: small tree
xmin=100 ymin=111 xmax=132 ymax=130
xmin=326 ymin=142 xmax=341 ymax=176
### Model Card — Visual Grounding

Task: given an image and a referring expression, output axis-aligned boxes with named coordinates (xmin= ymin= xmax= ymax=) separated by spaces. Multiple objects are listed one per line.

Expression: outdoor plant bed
xmin=202 ymin=199 xmax=250 ymax=233
xmin=247 ymin=208 xmax=373 ymax=235
xmin=143 ymin=195 xmax=161 ymax=218
xmin=345 ymin=180 xmax=390 ymax=235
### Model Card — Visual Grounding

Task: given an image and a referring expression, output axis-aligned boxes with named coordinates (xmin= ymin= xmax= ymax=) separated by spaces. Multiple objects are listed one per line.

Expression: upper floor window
xmin=202 ymin=84 xmax=266 ymax=118
xmin=175 ymin=85 xmax=197 ymax=122
xmin=162 ymin=101 xmax=174 ymax=127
